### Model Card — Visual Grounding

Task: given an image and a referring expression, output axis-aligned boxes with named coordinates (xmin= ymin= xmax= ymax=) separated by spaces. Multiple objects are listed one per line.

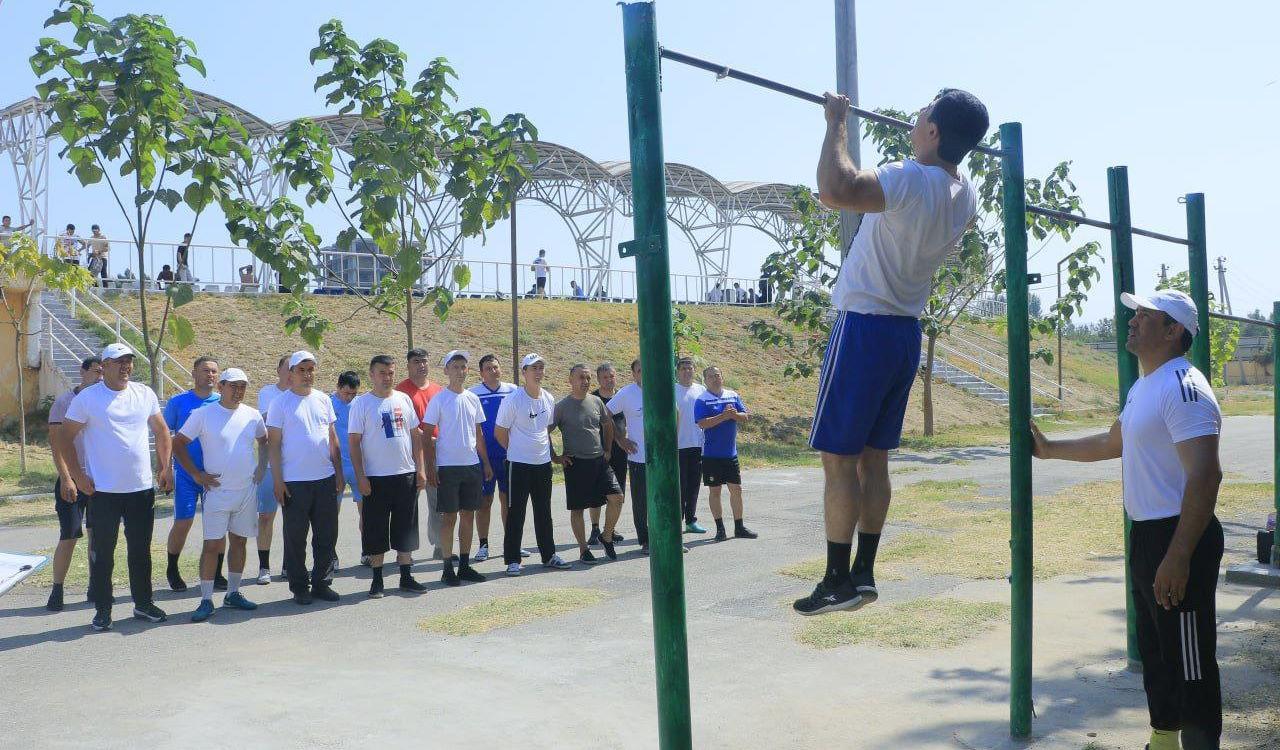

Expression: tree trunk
xmin=922 ymin=333 xmax=936 ymax=437
xmin=136 ymin=238 xmax=157 ymax=392
xmin=405 ymin=288 xmax=414 ymax=351
xmin=14 ymin=327 xmax=26 ymax=474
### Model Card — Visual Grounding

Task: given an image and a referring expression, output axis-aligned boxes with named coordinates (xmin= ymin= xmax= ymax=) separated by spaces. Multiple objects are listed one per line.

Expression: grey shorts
xmin=436 ymin=464 xmax=483 ymax=513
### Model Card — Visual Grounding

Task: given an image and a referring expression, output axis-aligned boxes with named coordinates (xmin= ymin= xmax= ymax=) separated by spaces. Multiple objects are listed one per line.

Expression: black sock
xmin=52 ymin=582 xmax=63 ymax=591
xmin=373 ymin=567 xmax=384 ymax=583
xmin=851 ymin=532 xmax=881 ymax=576
xmin=735 ymin=519 xmax=747 ymax=533
xmin=167 ymin=552 xmax=179 ymax=571
xmin=479 ymin=537 xmax=488 ymax=547
xmin=715 ymin=518 xmax=726 ymax=534
xmin=826 ymin=541 xmax=852 ymax=582
xmin=399 ymin=563 xmax=411 ymax=579
xmin=592 ymin=524 xmax=600 ymax=532
xmin=458 ymin=552 xmax=469 ymax=566
xmin=258 ymin=550 xmax=270 ymax=569
xmin=215 ymin=553 xmax=225 ymax=580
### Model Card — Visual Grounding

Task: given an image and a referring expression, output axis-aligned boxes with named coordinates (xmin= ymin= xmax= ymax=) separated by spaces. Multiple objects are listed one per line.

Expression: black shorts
xmin=53 ymin=478 xmax=90 ymax=540
xmin=437 ymin=464 xmax=484 ymax=513
xmin=361 ymin=473 xmax=420 ymax=555
xmin=563 ymin=456 xmax=621 ymax=510
xmin=701 ymin=456 xmax=742 ymax=487
xmin=608 ymin=451 xmax=628 ymax=494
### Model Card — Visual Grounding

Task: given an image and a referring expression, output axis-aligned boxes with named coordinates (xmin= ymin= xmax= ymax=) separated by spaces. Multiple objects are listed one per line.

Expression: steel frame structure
xmin=0 ymin=97 xmax=51 ymax=238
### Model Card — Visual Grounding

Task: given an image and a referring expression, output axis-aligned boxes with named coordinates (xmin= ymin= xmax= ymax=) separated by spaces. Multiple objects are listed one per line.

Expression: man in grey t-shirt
xmin=44 ymin=356 xmax=103 ymax=611
xmin=552 ymin=364 xmax=624 ymax=562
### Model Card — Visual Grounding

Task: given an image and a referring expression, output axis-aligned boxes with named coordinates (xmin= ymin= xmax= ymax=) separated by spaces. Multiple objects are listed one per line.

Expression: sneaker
xmin=505 ymin=563 xmax=522 ymax=577
xmin=546 ymin=554 xmax=572 ymax=570
xmin=580 ymin=549 xmax=598 ymax=565
xmin=473 ymin=544 xmax=489 ymax=563
xmin=600 ymin=537 xmax=618 ymax=561
xmin=223 ymin=592 xmax=258 ymax=611
xmin=458 ymin=565 xmax=486 ymax=583
xmin=714 ymin=529 xmax=728 ymax=542
xmin=167 ymin=568 xmax=188 ymax=592
xmin=520 ymin=548 xmax=532 ymax=559
xmin=359 ymin=554 xmax=373 ymax=567
xmin=191 ymin=599 xmax=216 ymax=623
xmin=640 ymin=545 xmax=650 ymax=556
xmin=441 ymin=566 xmax=461 ymax=587
xmin=256 ymin=568 xmax=272 ymax=585
xmin=612 ymin=532 xmax=624 ymax=543
xmin=734 ymin=525 xmax=759 ymax=540
xmin=792 ymin=577 xmax=865 ymax=616
xmin=682 ymin=545 xmax=690 ymax=553
xmin=311 ymin=584 xmax=340 ymax=602
xmin=46 ymin=585 xmax=64 ymax=612
xmin=400 ymin=576 xmax=428 ymax=592
xmin=850 ymin=570 xmax=879 ymax=605
xmin=90 ymin=611 xmax=112 ymax=632
xmin=213 ymin=575 xmax=229 ymax=591
xmin=293 ymin=590 xmax=313 ymax=605
xmin=588 ymin=528 xmax=601 ymax=547
xmin=685 ymin=522 xmax=707 ymax=534
xmin=132 ymin=603 xmax=168 ymax=623
xmin=369 ymin=577 xmax=385 ymax=599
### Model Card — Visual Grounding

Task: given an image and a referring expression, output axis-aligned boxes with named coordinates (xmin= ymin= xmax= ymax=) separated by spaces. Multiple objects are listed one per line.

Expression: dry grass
xmin=0 ymin=495 xmax=60 ymax=527
xmin=0 ymin=442 xmax=57 ymax=497
xmin=26 ymin=540 xmax=201 ymax=590
xmin=417 ymin=587 xmax=609 ymax=636
xmin=795 ymin=598 xmax=1008 ymax=650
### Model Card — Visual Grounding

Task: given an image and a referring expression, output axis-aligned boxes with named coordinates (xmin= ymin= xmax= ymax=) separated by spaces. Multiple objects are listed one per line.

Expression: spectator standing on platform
xmin=531 ymin=249 xmax=549 ymax=298
xmin=56 ymin=223 xmax=83 ymax=265
xmin=176 ymin=233 xmax=192 ymax=274
xmin=87 ymin=225 xmax=110 ymax=284
xmin=0 ymin=215 xmax=34 ymax=246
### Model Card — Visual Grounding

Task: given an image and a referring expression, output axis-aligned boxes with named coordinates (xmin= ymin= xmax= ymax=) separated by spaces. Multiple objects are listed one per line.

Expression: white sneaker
xmin=474 ymin=544 xmax=489 ymax=563
xmin=546 ymin=554 xmax=572 ymax=570
xmin=505 ymin=563 xmax=522 ymax=577
xmin=256 ymin=568 xmax=271 ymax=585
xmin=520 ymin=548 xmax=532 ymax=559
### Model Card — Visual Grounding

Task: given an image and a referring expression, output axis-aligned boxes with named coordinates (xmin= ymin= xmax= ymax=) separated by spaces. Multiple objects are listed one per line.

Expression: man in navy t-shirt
xmin=693 ymin=366 xmax=757 ymax=542
xmin=163 ymin=356 xmax=222 ymax=592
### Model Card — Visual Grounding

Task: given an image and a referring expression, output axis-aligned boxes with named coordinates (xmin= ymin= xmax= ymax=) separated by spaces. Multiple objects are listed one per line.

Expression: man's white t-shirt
xmin=265 ymin=389 xmax=337 ymax=483
xmin=495 ymin=387 xmax=556 ymax=464
xmin=348 ymin=390 xmax=419 ymax=477
xmin=177 ymin=402 xmax=266 ymax=490
xmin=674 ymin=382 xmax=706 ymax=450
xmin=606 ymin=383 xmax=648 ymax=464
xmin=48 ymin=387 xmax=89 ymax=474
xmin=832 ymin=160 xmax=977 ymax=317
xmin=532 ymin=256 xmax=548 ymax=279
xmin=1119 ymin=357 xmax=1221 ymax=521
xmin=257 ymin=383 xmax=285 ymax=415
xmin=423 ymin=388 xmax=485 ymax=467
xmin=64 ymin=381 xmax=160 ymax=493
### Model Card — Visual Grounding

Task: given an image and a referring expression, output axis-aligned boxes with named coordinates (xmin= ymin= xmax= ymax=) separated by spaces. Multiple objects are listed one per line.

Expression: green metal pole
xmin=1272 ymin=301 xmax=1279 ymax=567
xmin=1185 ymin=193 xmax=1211 ymax=375
xmin=1107 ymin=166 xmax=1141 ymax=671
xmin=619 ymin=4 xmax=692 ymax=748
xmin=1001 ymin=122 xmax=1034 ymax=740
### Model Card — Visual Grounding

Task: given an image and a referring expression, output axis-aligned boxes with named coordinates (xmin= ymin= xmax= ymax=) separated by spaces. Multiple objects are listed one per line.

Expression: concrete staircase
xmin=931 ymin=355 xmax=1011 ymax=406
xmin=40 ymin=291 xmax=108 ymax=385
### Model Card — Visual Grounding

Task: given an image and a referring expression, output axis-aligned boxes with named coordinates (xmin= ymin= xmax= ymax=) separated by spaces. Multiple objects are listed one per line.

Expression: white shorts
xmin=202 ymin=486 xmax=258 ymax=540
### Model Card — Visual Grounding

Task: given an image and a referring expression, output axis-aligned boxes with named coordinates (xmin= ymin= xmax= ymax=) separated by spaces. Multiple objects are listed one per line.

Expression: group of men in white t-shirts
xmin=45 ymin=340 xmax=758 ymax=629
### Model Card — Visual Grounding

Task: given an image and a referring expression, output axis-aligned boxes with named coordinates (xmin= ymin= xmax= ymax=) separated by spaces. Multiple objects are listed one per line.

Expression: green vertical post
xmin=1185 ymin=193 xmax=1211 ymax=375
xmin=1001 ymin=122 xmax=1034 ymax=740
xmin=1272 ymin=301 xmax=1279 ymax=566
xmin=619 ymin=4 xmax=693 ymax=748
xmin=1107 ymin=166 xmax=1141 ymax=670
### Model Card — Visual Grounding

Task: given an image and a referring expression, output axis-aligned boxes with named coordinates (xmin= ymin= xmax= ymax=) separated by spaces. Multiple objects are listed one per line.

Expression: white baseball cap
xmin=288 ymin=350 xmax=317 ymax=369
xmin=219 ymin=367 xmax=249 ymax=384
xmin=521 ymin=352 xmax=546 ymax=369
xmin=100 ymin=342 xmax=134 ymax=360
xmin=441 ymin=349 xmax=470 ymax=367
xmin=1121 ymin=290 xmax=1199 ymax=335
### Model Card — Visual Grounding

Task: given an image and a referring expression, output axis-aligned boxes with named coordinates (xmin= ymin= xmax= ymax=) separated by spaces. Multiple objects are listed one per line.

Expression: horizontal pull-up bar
xmin=1026 ymin=204 xmax=1189 ymax=246
xmin=658 ymin=47 xmax=1006 ymax=157
xmin=1209 ymin=310 xmax=1280 ymax=331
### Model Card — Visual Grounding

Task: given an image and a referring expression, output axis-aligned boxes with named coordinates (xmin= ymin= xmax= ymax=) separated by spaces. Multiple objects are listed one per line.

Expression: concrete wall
xmin=0 ymin=286 xmax=42 ymax=420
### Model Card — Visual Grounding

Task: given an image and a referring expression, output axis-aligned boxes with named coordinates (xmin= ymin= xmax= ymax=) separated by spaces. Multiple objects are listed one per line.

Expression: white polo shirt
xmin=265 ymin=389 xmax=337 ymax=483
xmin=1119 ymin=357 xmax=1221 ymax=521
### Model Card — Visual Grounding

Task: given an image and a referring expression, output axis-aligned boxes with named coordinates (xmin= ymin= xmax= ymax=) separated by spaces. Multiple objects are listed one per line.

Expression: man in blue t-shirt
xmin=331 ymin=370 xmax=361 ymax=568
xmin=693 ymin=366 xmax=756 ymax=542
xmin=163 ymin=356 xmax=222 ymax=592
xmin=468 ymin=354 xmax=518 ymax=563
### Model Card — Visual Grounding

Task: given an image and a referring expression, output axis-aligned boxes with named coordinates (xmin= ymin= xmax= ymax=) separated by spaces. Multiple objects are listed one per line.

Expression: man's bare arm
xmin=816 ymin=93 xmax=886 ymax=213
xmin=1030 ymin=419 xmax=1122 ymax=462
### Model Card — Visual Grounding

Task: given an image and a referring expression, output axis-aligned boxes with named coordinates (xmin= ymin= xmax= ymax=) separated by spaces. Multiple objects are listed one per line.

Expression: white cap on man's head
xmin=288 ymin=350 xmax=316 ymax=369
xmin=219 ymin=368 xmax=249 ymax=384
xmin=101 ymin=342 xmax=134 ymax=360
xmin=521 ymin=352 xmax=546 ymax=369
xmin=1121 ymin=290 xmax=1199 ymax=335
xmin=441 ymin=349 xmax=470 ymax=367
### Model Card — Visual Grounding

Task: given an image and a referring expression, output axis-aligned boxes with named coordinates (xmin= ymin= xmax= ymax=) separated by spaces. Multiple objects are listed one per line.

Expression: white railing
xmin=41 ymin=234 xmax=268 ymax=294
xmin=62 ymin=288 xmax=185 ymax=398
xmin=947 ymin=327 xmax=1076 ymax=399
xmin=933 ymin=340 xmax=1064 ymax=405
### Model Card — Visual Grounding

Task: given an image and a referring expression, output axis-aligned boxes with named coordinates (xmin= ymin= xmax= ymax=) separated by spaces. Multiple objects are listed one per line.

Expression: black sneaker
xmin=640 ymin=545 xmax=650 ymax=556
xmin=213 ymin=575 xmax=229 ymax=591
xmin=311 ymin=584 xmax=340 ymax=602
xmin=600 ymin=536 xmax=618 ymax=561
xmin=132 ymin=603 xmax=168 ymax=623
xmin=792 ymin=577 xmax=865 ymax=616
xmin=90 ymin=610 xmax=112 ymax=631
xmin=457 ymin=565 xmax=486 ymax=583
xmin=293 ymin=590 xmax=313 ymax=605
xmin=714 ymin=529 xmax=728 ymax=542
xmin=588 ymin=528 xmax=601 ymax=547
xmin=734 ymin=525 xmax=759 ymax=540
xmin=400 ymin=575 xmax=428 ymax=592
xmin=46 ymin=584 xmax=64 ymax=612
xmin=580 ymin=549 xmax=598 ymax=565
xmin=612 ymin=532 xmax=624 ymax=543
xmin=167 ymin=568 xmax=188 ymax=592
xmin=441 ymin=566 xmax=461 ymax=587
xmin=369 ymin=577 xmax=385 ymax=599
xmin=850 ymin=570 xmax=879 ymax=605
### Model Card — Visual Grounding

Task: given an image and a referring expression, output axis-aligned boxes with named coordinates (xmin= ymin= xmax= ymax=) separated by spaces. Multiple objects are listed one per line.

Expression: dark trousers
xmin=1130 ymin=515 xmax=1223 ymax=749
xmin=505 ymin=461 xmax=554 ymax=565
xmin=630 ymin=461 xmax=648 ymax=547
xmin=282 ymin=477 xmax=339 ymax=593
xmin=678 ymin=447 xmax=702 ymax=524
xmin=86 ymin=489 xmax=155 ymax=612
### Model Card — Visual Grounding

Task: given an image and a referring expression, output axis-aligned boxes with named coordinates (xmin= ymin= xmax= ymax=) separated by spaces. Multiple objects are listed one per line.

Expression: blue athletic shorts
xmin=173 ymin=471 xmax=203 ymax=520
xmin=256 ymin=467 xmax=277 ymax=514
xmin=482 ymin=456 xmax=509 ymax=496
xmin=809 ymin=310 xmax=922 ymax=455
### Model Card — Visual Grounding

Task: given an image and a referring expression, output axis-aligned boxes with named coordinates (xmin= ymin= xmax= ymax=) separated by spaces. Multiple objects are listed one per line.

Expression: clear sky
xmin=1 ymin=0 xmax=1276 ymax=321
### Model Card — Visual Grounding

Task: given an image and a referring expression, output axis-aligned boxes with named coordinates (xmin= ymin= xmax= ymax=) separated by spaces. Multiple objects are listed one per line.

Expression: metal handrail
xmin=934 ymin=341 xmax=1063 ymax=403
xmin=948 ymin=327 xmax=1078 ymax=398
xmin=62 ymin=289 xmax=184 ymax=397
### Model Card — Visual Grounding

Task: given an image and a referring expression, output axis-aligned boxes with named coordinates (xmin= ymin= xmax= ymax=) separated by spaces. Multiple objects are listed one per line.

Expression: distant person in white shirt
xmin=1032 ymin=290 xmax=1224 ymax=750
xmin=55 ymin=342 xmax=174 ymax=631
xmin=796 ymin=88 xmax=988 ymax=616
xmin=0 ymin=214 xmax=34 ymax=246
xmin=423 ymin=350 xmax=492 ymax=585
xmin=254 ymin=355 xmax=290 ymax=584
xmin=348 ymin=355 xmax=428 ymax=598
xmin=174 ymin=368 xmax=267 ymax=622
xmin=530 ymin=249 xmax=549 ymax=298
xmin=674 ymin=357 xmax=707 ymax=535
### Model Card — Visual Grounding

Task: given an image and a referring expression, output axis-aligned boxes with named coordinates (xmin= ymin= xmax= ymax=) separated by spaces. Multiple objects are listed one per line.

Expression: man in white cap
xmin=55 ymin=342 xmax=174 ymax=631
xmin=1032 ymin=289 xmax=1223 ymax=750
xmin=423 ymin=350 xmax=492 ymax=585
xmin=495 ymin=353 xmax=571 ymax=575
xmin=266 ymin=351 xmax=345 ymax=605
xmin=174 ymin=368 xmax=267 ymax=621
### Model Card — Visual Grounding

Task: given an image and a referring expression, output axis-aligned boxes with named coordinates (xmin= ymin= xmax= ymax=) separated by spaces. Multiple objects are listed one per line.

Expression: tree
xmin=0 ymin=233 xmax=93 ymax=473
xmin=222 ymin=20 xmax=537 ymax=349
xmin=1156 ymin=270 xmax=1239 ymax=388
xmin=30 ymin=0 xmax=249 ymax=390
xmin=750 ymin=104 xmax=1102 ymax=435
xmin=1027 ymin=294 xmax=1042 ymax=319
xmin=671 ymin=306 xmax=705 ymax=358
